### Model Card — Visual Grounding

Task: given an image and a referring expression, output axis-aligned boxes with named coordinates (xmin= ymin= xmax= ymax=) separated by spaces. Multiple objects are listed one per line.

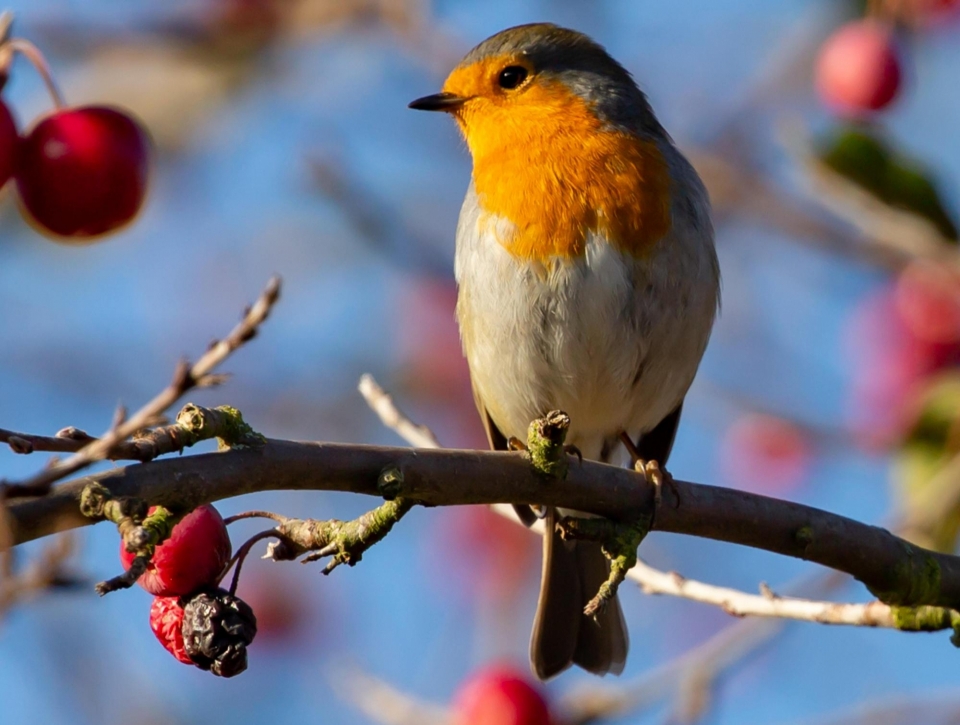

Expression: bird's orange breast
xmin=456 ymin=81 xmax=673 ymax=262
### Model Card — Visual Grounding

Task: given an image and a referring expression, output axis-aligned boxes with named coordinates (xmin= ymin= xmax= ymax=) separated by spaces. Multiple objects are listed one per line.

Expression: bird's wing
xmin=471 ymin=378 xmax=540 ymax=527
xmin=632 ymin=402 xmax=683 ymax=466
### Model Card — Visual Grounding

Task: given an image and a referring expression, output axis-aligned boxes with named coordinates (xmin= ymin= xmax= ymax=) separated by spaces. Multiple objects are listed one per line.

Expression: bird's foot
xmin=618 ymin=431 xmax=679 ymax=510
xmin=637 ymin=458 xmax=679 ymax=512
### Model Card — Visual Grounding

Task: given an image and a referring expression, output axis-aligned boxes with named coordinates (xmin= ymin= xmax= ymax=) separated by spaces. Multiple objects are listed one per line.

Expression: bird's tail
xmin=529 ymin=508 xmax=628 ymax=680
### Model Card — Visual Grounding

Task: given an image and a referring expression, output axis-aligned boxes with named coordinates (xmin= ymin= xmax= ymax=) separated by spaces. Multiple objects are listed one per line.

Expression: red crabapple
xmin=0 ymin=100 xmax=17 ymax=190
xmin=894 ymin=260 xmax=960 ymax=346
xmin=120 ymin=504 xmax=232 ymax=597
xmin=816 ymin=20 xmax=902 ymax=115
xmin=721 ymin=414 xmax=810 ymax=494
xmin=453 ymin=666 xmax=551 ymax=725
xmin=16 ymin=105 xmax=150 ymax=240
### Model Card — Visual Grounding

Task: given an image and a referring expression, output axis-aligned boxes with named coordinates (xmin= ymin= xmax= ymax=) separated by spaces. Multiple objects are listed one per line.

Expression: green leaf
xmin=819 ymin=125 xmax=958 ymax=242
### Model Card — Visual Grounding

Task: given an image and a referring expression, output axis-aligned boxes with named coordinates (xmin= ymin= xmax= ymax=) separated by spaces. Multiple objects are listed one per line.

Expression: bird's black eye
xmin=498 ymin=65 xmax=529 ymax=90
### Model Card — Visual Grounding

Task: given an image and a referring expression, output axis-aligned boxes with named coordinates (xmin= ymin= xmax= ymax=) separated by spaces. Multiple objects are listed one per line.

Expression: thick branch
xmin=7 ymin=438 xmax=960 ymax=610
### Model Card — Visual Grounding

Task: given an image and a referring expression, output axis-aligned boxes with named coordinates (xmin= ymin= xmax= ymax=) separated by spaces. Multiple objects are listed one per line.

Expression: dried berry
xmin=182 ymin=587 xmax=257 ymax=678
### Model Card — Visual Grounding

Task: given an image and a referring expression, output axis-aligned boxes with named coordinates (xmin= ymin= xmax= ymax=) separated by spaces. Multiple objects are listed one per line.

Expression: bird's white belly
xmin=455 ymin=211 xmax=716 ymax=461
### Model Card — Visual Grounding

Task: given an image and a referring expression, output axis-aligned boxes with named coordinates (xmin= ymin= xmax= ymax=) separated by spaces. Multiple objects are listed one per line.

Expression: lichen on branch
xmin=892 ymin=605 xmax=960 ymax=646
xmin=865 ymin=542 xmax=941 ymax=607
xmin=524 ymin=410 xmax=575 ymax=479
xmin=559 ymin=513 xmax=651 ymax=617
xmin=256 ymin=471 xmax=416 ymax=574
xmin=79 ymin=482 xmax=180 ymax=595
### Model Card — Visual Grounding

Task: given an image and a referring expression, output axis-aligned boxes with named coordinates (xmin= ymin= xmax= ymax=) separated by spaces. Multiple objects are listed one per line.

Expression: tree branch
xmin=7 ymin=434 xmax=960 ymax=615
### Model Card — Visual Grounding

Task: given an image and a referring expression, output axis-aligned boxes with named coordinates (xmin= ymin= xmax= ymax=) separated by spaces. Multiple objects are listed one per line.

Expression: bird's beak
xmin=408 ymin=92 xmax=468 ymax=112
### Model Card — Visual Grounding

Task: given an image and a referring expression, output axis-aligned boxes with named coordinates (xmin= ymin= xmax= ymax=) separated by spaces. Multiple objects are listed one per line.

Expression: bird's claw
xmin=618 ymin=433 xmax=678 ymax=510
xmin=633 ymin=458 xmax=679 ymax=511
xmin=507 ymin=436 xmax=528 ymax=452
xmin=564 ymin=444 xmax=583 ymax=465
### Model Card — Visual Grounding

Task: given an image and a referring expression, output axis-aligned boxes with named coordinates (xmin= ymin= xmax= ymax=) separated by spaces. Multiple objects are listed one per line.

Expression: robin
xmin=410 ymin=23 xmax=720 ymax=680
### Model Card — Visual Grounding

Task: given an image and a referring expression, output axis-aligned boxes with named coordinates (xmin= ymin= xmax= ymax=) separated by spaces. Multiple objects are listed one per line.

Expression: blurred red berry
xmin=120 ymin=504 xmax=231 ymax=597
xmin=846 ymin=278 xmax=960 ymax=447
xmin=895 ymin=261 xmax=960 ymax=346
xmin=0 ymin=100 xmax=17 ymax=190
xmin=16 ymin=105 xmax=150 ymax=240
xmin=721 ymin=414 xmax=810 ymax=494
xmin=453 ymin=666 xmax=551 ymax=725
xmin=238 ymin=568 xmax=310 ymax=645
xmin=150 ymin=596 xmax=194 ymax=666
xmin=816 ymin=20 xmax=902 ymax=115
xmin=905 ymin=0 xmax=960 ymax=23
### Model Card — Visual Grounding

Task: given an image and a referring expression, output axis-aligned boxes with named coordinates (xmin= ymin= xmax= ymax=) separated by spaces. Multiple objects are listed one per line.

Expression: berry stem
xmin=6 ymin=38 xmax=66 ymax=110
xmin=223 ymin=510 xmax=287 ymax=526
xmin=221 ymin=529 xmax=284 ymax=595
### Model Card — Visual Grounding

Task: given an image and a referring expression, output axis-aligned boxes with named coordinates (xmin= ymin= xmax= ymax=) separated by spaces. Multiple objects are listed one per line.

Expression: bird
xmin=409 ymin=23 xmax=720 ymax=680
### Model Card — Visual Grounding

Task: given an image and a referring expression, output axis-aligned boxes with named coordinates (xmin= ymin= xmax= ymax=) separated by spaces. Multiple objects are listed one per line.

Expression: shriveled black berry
xmin=181 ymin=587 xmax=257 ymax=677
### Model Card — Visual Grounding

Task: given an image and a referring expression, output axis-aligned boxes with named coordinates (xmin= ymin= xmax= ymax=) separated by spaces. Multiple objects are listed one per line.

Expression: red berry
xmin=721 ymin=414 xmax=810 ymax=494
xmin=906 ymin=0 xmax=960 ymax=23
xmin=816 ymin=21 xmax=902 ymax=115
xmin=0 ymin=99 xmax=17 ymax=190
xmin=845 ymin=280 xmax=960 ymax=447
xmin=149 ymin=596 xmax=194 ymax=665
xmin=15 ymin=105 xmax=150 ymax=240
xmin=238 ymin=568 xmax=310 ymax=645
xmin=120 ymin=504 xmax=231 ymax=596
xmin=453 ymin=666 xmax=551 ymax=725
xmin=895 ymin=261 xmax=960 ymax=346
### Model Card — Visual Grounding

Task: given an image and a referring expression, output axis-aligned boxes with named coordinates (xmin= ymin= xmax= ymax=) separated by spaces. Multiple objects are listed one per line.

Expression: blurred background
xmin=1 ymin=0 xmax=960 ymax=723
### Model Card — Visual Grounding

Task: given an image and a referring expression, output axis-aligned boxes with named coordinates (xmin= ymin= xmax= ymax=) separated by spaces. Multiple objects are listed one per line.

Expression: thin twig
xmin=1 ymin=427 xmax=97 ymax=456
xmin=780 ymin=689 xmax=960 ymax=725
xmin=0 ymin=531 xmax=80 ymax=619
xmin=358 ymin=374 xmax=442 ymax=448
xmin=783 ymin=124 xmax=960 ymax=270
xmin=332 ymin=667 xmax=451 ymax=725
xmin=1 ymin=277 xmax=281 ymax=499
xmin=628 ymin=560 xmax=893 ymax=626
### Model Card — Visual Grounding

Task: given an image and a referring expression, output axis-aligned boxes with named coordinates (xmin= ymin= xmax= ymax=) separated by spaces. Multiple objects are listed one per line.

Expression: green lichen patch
xmin=867 ymin=544 xmax=941 ymax=607
xmin=526 ymin=411 xmax=571 ymax=479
